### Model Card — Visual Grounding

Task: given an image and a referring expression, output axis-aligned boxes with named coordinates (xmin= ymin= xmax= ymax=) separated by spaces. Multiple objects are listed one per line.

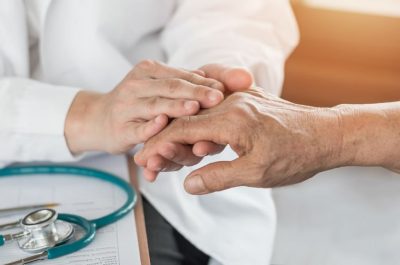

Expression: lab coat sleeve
xmin=161 ymin=0 xmax=299 ymax=95
xmin=0 ymin=1 xmax=80 ymax=167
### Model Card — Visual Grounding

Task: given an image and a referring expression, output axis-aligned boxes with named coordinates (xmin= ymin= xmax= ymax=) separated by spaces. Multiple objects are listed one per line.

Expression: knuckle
xmin=126 ymin=67 xmax=138 ymax=79
xmin=170 ymin=117 xmax=189 ymax=133
xmin=194 ymin=86 xmax=208 ymax=98
xmin=160 ymin=144 xmax=177 ymax=159
xmin=128 ymin=79 xmax=144 ymax=89
xmin=228 ymin=92 xmax=246 ymax=102
xmin=147 ymin=97 xmax=160 ymax=115
xmin=119 ymin=79 xmax=139 ymax=93
xmin=229 ymin=104 xmax=248 ymax=120
xmin=185 ymin=72 xmax=202 ymax=83
xmin=204 ymin=171 xmax=225 ymax=192
xmin=185 ymin=85 xmax=208 ymax=101
xmin=135 ymin=59 xmax=157 ymax=70
xmin=166 ymin=78 xmax=185 ymax=93
xmin=168 ymin=99 xmax=184 ymax=113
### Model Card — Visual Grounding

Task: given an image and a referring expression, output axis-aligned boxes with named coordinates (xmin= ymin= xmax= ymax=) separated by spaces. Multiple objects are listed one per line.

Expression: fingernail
xmin=184 ymin=101 xmax=198 ymax=111
xmin=197 ymin=152 xmax=208 ymax=157
xmin=185 ymin=175 xmax=207 ymax=194
xmin=134 ymin=154 xmax=144 ymax=166
xmin=207 ymin=91 xmax=221 ymax=102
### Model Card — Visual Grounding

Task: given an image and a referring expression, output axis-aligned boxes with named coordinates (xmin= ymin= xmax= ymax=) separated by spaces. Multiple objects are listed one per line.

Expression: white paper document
xmin=0 ymin=155 xmax=141 ymax=265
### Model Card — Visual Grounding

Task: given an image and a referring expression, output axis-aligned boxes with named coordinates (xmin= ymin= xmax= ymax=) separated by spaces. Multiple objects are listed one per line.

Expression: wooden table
xmin=127 ymin=157 xmax=151 ymax=265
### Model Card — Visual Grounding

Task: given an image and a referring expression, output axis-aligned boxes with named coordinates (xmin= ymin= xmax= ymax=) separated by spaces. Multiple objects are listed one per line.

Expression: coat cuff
xmin=12 ymin=78 xmax=80 ymax=161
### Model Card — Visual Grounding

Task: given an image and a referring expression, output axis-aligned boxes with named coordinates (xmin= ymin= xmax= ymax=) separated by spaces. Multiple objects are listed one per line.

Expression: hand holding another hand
xmin=136 ymin=64 xmax=255 ymax=180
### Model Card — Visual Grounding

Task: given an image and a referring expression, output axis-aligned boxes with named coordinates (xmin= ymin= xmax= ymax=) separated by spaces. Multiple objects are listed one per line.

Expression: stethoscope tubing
xmin=48 ymin=213 xmax=95 ymax=259
xmin=0 ymin=165 xmax=136 ymax=260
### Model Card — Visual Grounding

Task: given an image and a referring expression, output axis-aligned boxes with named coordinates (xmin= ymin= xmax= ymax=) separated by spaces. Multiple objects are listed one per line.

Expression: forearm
xmin=335 ymin=102 xmax=400 ymax=171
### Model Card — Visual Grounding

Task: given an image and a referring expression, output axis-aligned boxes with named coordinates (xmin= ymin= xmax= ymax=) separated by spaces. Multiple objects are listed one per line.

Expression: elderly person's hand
xmin=135 ymin=88 xmax=343 ymax=193
xmin=135 ymin=88 xmax=371 ymax=194
xmin=64 ymin=60 xmax=226 ymax=154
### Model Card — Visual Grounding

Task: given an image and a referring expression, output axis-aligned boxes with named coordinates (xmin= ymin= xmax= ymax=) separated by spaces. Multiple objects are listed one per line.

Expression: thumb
xmin=184 ymin=158 xmax=248 ymax=195
xmin=200 ymin=64 xmax=253 ymax=93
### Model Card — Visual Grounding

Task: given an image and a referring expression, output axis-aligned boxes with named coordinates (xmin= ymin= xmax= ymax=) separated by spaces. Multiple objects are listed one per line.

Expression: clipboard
xmin=127 ymin=156 xmax=150 ymax=265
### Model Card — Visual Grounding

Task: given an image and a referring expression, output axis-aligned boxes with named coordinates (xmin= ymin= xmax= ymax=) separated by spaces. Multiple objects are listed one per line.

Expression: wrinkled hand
xmin=135 ymin=88 xmax=344 ymax=194
xmin=138 ymin=64 xmax=254 ymax=180
xmin=65 ymin=60 xmax=224 ymax=154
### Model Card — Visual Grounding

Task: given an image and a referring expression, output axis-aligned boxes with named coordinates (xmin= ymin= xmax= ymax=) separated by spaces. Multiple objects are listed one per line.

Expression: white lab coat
xmin=0 ymin=0 xmax=298 ymax=264
xmin=272 ymin=167 xmax=400 ymax=265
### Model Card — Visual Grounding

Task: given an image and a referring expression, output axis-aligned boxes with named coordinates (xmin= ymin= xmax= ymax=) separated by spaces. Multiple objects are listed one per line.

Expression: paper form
xmin=0 ymin=155 xmax=141 ymax=265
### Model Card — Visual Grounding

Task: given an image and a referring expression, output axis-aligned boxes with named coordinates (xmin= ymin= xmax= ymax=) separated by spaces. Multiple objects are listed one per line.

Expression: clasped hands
xmin=65 ymin=60 xmax=352 ymax=195
xmin=65 ymin=60 xmax=253 ymax=174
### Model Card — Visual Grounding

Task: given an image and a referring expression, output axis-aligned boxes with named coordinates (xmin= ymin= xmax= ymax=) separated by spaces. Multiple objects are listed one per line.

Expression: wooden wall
xmin=281 ymin=3 xmax=400 ymax=107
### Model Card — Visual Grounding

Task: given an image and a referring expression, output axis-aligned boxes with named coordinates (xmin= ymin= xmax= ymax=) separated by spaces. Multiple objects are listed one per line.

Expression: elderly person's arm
xmin=135 ymin=88 xmax=400 ymax=194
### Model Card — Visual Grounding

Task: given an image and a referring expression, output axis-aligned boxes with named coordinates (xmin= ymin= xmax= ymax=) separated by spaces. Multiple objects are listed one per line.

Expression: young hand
xmin=65 ymin=60 xmax=224 ymax=154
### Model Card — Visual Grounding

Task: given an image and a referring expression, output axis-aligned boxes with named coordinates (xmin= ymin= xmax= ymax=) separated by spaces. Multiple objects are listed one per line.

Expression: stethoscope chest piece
xmin=18 ymin=209 xmax=74 ymax=253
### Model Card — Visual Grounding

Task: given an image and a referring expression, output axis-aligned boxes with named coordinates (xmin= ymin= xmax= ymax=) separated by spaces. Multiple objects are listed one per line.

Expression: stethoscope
xmin=0 ymin=165 xmax=136 ymax=265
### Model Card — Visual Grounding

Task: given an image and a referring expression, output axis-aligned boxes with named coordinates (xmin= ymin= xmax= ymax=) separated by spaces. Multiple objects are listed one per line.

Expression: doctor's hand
xmin=136 ymin=64 xmax=254 ymax=180
xmin=135 ymin=88 xmax=345 ymax=194
xmin=64 ymin=60 xmax=224 ymax=154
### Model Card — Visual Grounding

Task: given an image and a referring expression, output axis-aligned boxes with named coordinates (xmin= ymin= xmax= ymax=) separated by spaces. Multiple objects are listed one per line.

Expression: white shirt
xmin=0 ymin=0 xmax=298 ymax=264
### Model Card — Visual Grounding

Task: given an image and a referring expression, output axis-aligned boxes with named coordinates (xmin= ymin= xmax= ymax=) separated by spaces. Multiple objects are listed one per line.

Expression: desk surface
xmin=128 ymin=157 xmax=151 ymax=265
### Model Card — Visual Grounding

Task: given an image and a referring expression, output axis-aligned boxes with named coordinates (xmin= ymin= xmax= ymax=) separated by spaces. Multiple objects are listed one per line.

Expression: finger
xmin=157 ymin=142 xmax=203 ymax=166
xmin=200 ymin=64 xmax=253 ymax=93
xmin=143 ymin=162 xmax=183 ymax=182
xmin=131 ymin=60 xmax=224 ymax=90
xmin=143 ymin=168 xmax=159 ymax=182
xmin=133 ymin=97 xmax=200 ymax=119
xmin=183 ymin=158 xmax=250 ymax=195
xmin=147 ymin=154 xmax=184 ymax=172
xmin=134 ymin=78 xmax=224 ymax=108
xmin=135 ymin=114 xmax=227 ymax=164
xmin=191 ymin=69 xmax=206 ymax=77
xmin=192 ymin=141 xmax=225 ymax=157
xmin=132 ymin=114 xmax=169 ymax=143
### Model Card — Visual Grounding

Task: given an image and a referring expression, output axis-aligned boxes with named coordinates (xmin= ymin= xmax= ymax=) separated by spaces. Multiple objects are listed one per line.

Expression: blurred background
xmin=282 ymin=0 xmax=400 ymax=106
xmin=272 ymin=1 xmax=400 ymax=264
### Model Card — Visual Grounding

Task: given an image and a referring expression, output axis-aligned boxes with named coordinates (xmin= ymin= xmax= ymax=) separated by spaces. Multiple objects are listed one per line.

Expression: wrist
xmin=307 ymin=107 xmax=346 ymax=171
xmin=333 ymin=103 xmax=400 ymax=168
xmin=65 ymin=91 xmax=104 ymax=154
